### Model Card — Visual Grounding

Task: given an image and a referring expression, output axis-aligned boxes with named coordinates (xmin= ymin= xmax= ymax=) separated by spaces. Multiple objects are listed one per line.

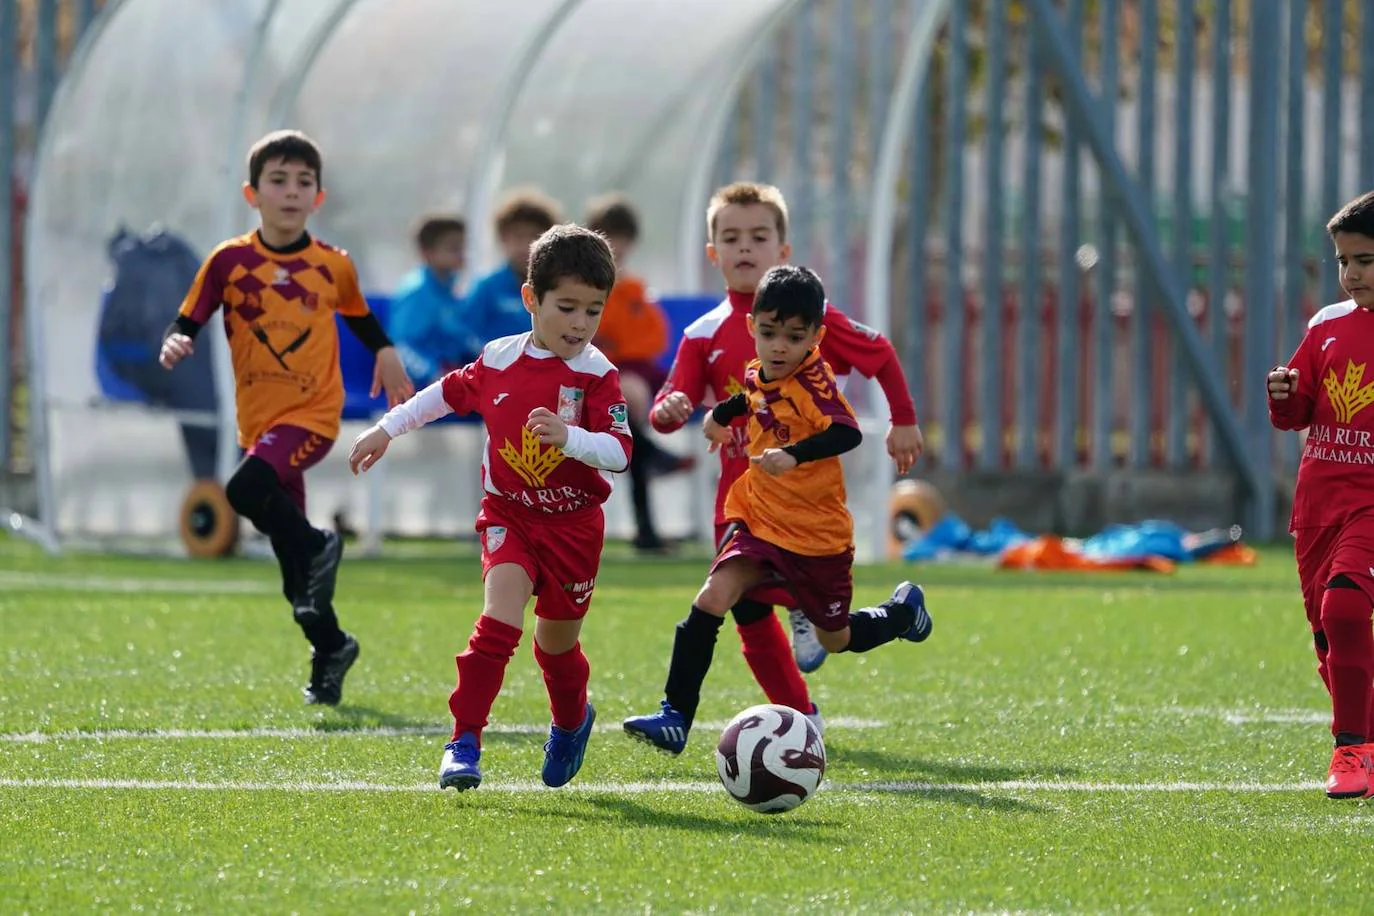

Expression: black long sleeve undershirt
xmin=711 ymin=392 xmax=863 ymax=464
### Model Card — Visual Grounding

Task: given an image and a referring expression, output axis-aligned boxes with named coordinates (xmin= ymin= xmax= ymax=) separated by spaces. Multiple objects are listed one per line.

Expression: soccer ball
xmin=715 ymin=704 xmax=826 ymax=813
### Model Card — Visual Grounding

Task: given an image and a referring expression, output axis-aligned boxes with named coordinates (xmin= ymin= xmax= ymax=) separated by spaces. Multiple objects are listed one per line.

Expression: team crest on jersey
xmin=484 ymin=526 xmax=507 ymax=553
xmin=1324 ymin=360 xmax=1374 ymax=424
xmin=725 ymin=375 xmax=746 ymax=397
xmin=608 ymin=403 xmax=630 ymax=434
xmin=849 ymin=319 xmax=880 ymax=341
xmin=557 ymin=386 xmax=585 ymax=424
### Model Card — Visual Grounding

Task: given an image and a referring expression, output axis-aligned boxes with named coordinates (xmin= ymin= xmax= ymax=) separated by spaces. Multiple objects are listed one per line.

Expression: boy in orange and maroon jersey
xmin=349 ymin=225 xmax=629 ymax=791
xmin=159 ymin=130 xmax=414 ymax=707
xmin=649 ymin=181 xmax=924 ymax=719
xmin=624 ymin=266 xmax=932 ymax=755
xmin=1268 ymin=190 xmax=1374 ymax=799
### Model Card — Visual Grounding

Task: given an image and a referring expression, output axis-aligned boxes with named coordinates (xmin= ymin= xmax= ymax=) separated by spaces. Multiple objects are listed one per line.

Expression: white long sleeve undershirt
xmin=378 ymin=382 xmax=452 ymax=438
xmin=561 ymin=424 xmax=629 ymax=472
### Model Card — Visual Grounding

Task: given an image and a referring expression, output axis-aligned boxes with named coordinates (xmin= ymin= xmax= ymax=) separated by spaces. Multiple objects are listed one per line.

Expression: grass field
xmin=1 ymin=532 xmax=1370 ymax=914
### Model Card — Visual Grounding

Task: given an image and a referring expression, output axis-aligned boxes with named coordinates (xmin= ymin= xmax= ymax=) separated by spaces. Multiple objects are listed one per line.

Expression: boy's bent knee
xmin=815 ymin=627 xmax=848 ymax=653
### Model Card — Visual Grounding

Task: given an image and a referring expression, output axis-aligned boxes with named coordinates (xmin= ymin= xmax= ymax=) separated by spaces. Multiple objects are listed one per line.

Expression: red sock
xmin=1320 ymin=587 xmax=1374 ymax=740
xmin=1313 ymin=627 xmax=1332 ymax=695
xmin=450 ymin=615 xmax=522 ymax=744
xmin=737 ymin=614 xmax=812 ymax=712
xmin=534 ymin=640 xmax=590 ymax=731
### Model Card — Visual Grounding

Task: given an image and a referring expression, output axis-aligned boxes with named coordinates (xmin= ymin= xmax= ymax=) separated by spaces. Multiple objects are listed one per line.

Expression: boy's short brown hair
xmin=527 ymin=224 xmax=617 ymax=302
xmin=584 ymin=193 xmax=640 ymax=241
xmin=414 ymin=215 xmax=467 ymax=250
xmin=1327 ymin=191 xmax=1374 ymax=239
xmin=494 ymin=188 xmax=562 ymax=236
xmin=706 ymin=181 xmax=790 ymax=242
xmin=247 ymin=129 xmax=323 ymax=189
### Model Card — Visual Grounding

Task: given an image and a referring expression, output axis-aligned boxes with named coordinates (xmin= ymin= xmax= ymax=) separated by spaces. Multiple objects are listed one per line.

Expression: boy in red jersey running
xmin=349 ymin=225 xmax=629 ymax=791
xmin=1268 ymin=190 xmax=1374 ymax=799
xmin=648 ymin=182 xmax=923 ymax=712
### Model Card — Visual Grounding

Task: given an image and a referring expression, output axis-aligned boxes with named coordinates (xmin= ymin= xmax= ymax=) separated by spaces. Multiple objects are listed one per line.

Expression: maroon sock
xmin=449 ymin=615 xmax=522 ymax=744
xmin=1320 ymin=587 xmax=1374 ymax=741
xmin=737 ymin=615 xmax=813 ymax=713
xmin=533 ymin=640 xmax=590 ymax=731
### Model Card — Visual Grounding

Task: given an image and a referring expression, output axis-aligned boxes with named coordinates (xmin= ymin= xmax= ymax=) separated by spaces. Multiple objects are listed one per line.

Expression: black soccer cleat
xmin=294 ymin=529 xmax=343 ymax=625
xmin=304 ymin=632 xmax=359 ymax=706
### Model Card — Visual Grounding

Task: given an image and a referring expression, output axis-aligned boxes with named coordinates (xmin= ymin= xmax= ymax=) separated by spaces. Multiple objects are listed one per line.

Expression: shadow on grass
xmin=582 ymin=794 xmax=841 ymax=836
xmin=830 ymin=745 xmax=1080 ymax=784
xmin=312 ymin=705 xmax=442 ymax=732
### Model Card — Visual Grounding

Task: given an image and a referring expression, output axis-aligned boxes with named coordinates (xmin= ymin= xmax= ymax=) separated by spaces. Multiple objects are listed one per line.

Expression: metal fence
xmin=3 ymin=0 xmax=1368 ymax=541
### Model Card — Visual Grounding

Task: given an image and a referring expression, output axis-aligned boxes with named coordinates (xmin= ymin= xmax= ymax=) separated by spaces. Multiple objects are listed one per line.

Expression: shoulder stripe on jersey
xmin=566 ymin=343 xmax=617 ymax=378
xmin=1309 ymin=301 xmax=1359 ymax=329
xmin=482 ymin=333 xmax=532 ymax=371
xmin=683 ymin=300 xmax=734 ymax=339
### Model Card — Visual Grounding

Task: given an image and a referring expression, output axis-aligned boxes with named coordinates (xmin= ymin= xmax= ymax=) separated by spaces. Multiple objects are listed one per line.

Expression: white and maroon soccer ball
xmin=715 ymin=703 xmax=826 ymax=813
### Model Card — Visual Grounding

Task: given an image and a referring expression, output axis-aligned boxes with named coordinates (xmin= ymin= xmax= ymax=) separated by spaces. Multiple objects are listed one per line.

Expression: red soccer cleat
xmin=1325 ymin=744 xmax=1371 ymax=799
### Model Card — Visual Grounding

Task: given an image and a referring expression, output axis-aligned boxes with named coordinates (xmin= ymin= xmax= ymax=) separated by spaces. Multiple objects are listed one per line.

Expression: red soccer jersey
xmin=652 ymin=288 xmax=918 ymax=525
xmin=441 ymin=334 xmax=632 ymax=517
xmin=1270 ymin=301 xmax=1374 ymax=531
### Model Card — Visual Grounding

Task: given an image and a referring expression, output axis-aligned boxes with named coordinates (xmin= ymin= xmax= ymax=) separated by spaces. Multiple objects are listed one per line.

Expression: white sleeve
xmin=561 ymin=425 xmax=630 ymax=472
xmin=378 ymin=381 xmax=454 ymax=438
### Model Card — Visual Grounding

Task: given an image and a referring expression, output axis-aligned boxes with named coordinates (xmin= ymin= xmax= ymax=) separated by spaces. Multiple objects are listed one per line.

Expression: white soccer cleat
xmin=789 ymin=608 xmax=829 ymax=673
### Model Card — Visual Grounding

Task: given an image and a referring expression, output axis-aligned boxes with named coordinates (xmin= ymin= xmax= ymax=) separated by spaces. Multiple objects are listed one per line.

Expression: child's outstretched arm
xmin=817 ymin=306 xmax=922 ymax=472
xmin=651 ymin=334 xmax=710 ymax=433
xmin=348 ymin=381 xmax=454 ymax=474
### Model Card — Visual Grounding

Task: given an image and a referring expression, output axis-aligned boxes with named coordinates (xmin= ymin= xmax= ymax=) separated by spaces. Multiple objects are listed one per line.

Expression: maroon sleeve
xmin=819 ymin=305 xmax=919 ymax=425
xmin=177 ymin=248 xmax=229 ymax=324
xmin=795 ymin=359 xmax=860 ymax=429
xmin=1268 ymin=332 xmax=1317 ymax=431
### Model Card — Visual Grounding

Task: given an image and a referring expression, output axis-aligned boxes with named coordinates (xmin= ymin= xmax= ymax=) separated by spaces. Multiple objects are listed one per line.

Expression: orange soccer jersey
xmin=179 ymin=232 xmax=371 ymax=447
xmin=723 ymin=348 xmax=858 ymax=556
xmin=593 ymin=275 xmax=669 ymax=364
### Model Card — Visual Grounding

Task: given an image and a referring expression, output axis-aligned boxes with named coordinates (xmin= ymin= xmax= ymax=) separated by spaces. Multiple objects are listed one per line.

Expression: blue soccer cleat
xmin=623 ymin=701 xmax=690 ymax=755
xmin=439 ymin=733 xmax=482 ymax=791
xmin=892 ymin=581 xmax=933 ymax=642
xmin=789 ymin=608 xmax=829 ymax=673
xmin=542 ymin=702 xmax=597 ymax=788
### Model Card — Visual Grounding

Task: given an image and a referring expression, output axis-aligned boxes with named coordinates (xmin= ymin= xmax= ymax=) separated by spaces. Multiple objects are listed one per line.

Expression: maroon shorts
xmin=714 ymin=522 xmax=797 ymax=609
xmin=713 ymin=523 xmax=854 ymax=632
xmin=246 ymin=425 xmax=333 ymax=512
xmin=1294 ymin=519 xmax=1374 ymax=630
xmin=476 ymin=497 xmax=605 ymax=621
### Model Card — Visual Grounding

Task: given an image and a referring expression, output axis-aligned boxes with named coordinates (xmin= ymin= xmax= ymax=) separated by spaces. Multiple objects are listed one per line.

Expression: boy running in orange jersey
xmin=647 ymin=181 xmax=924 ymax=719
xmin=160 ymin=130 xmax=413 ymax=706
xmin=624 ymin=265 xmax=931 ymax=754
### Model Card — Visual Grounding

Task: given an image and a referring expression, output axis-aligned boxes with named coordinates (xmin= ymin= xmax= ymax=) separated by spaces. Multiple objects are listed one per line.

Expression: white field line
xmin=0 ymin=571 xmax=275 ymax=594
xmin=0 ymin=717 xmax=887 ymax=744
xmin=0 ymin=777 xmax=1328 ymax=794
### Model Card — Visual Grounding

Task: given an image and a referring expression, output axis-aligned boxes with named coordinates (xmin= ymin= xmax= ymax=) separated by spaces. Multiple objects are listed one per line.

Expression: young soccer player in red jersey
xmin=159 ymin=130 xmax=414 ymax=706
xmin=648 ymin=181 xmax=924 ymax=709
xmin=349 ymin=225 xmax=629 ymax=791
xmin=1269 ymin=190 xmax=1374 ymax=799
xmin=624 ymin=265 xmax=931 ymax=754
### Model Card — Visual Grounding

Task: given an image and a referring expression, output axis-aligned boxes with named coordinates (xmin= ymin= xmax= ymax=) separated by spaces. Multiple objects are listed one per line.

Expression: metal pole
xmin=0 ymin=0 xmax=17 ymax=469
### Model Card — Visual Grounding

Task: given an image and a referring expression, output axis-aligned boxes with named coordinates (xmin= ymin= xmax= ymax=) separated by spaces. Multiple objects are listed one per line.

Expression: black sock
xmin=1335 ymin=731 xmax=1367 ymax=747
xmin=844 ymin=602 xmax=916 ymax=653
xmin=663 ymin=606 xmax=725 ymax=726
xmin=299 ymin=600 xmax=346 ymax=652
xmin=270 ymin=533 xmax=304 ymax=604
xmin=225 ymin=457 xmax=325 ymax=554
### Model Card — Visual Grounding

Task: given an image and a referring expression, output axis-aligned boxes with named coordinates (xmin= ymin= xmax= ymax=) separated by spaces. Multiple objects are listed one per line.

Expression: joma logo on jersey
xmin=498 ymin=426 xmax=566 ymax=487
xmin=1324 ymin=359 xmax=1374 ymax=424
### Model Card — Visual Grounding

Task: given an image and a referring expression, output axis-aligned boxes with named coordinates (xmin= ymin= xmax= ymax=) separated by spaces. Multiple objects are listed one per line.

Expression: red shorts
xmin=476 ymin=497 xmax=604 ymax=621
xmin=713 ymin=523 xmax=854 ymax=632
xmin=1294 ymin=519 xmax=1374 ymax=630
xmin=714 ymin=522 xmax=797 ymax=609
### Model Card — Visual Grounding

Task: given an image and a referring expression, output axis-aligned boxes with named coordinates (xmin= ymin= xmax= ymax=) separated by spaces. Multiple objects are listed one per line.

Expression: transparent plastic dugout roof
xmin=22 ymin=0 xmax=798 ymax=545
